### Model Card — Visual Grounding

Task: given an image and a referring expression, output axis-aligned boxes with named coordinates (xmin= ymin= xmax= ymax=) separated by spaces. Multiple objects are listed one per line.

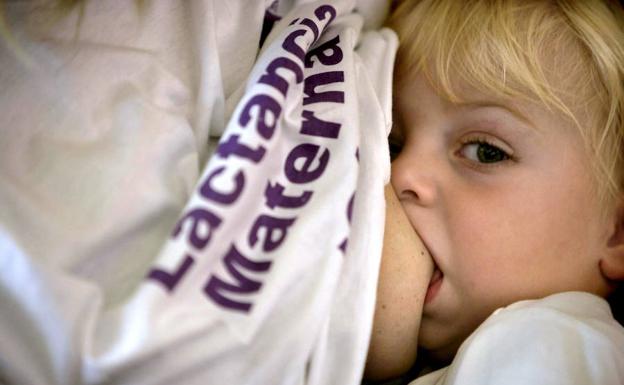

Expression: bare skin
xmin=364 ymin=183 xmax=434 ymax=381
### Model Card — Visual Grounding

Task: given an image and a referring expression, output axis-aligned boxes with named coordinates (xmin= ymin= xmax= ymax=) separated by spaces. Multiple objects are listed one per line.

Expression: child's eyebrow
xmin=456 ymin=100 xmax=536 ymax=130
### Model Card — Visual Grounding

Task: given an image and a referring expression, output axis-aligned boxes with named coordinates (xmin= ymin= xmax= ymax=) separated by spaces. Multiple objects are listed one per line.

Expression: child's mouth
xmin=425 ymin=266 xmax=443 ymax=304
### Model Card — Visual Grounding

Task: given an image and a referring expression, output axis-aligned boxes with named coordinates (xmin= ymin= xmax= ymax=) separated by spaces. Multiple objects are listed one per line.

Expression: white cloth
xmin=0 ymin=1 xmax=396 ymax=384
xmin=410 ymin=292 xmax=624 ymax=385
xmin=0 ymin=0 xmax=267 ymax=309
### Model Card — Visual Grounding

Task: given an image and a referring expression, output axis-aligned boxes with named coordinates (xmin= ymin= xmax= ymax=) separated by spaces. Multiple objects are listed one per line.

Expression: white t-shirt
xmin=0 ymin=1 xmax=396 ymax=384
xmin=410 ymin=292 xmax=624 ymax=385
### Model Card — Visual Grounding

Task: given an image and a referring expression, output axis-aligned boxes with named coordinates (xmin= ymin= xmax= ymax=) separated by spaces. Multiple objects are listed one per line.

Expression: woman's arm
xmin=364 ymin=183 xmax=434 ymax=381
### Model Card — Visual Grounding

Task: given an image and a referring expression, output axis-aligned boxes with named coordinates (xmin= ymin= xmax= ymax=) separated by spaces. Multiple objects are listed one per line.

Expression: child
xmin=366 ymin=0 xmax=624 ymax=383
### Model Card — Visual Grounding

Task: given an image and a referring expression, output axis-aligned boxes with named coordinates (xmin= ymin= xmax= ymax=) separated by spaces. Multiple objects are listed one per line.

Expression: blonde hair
xmin=387 ymin=0 xmax=624 ymax=206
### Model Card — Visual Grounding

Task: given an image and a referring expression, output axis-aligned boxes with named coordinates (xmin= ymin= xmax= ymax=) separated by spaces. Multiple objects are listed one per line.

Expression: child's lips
xmin=425 ymin=266 xmax=443 ymax=304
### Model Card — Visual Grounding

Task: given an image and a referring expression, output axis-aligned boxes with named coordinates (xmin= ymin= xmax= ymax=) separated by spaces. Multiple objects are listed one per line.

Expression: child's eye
xmin=388 ymin=128 xmax=404 ymax=161
xmin=389 ymin=139 xmax=403 ymax=160
xmin=460 ymin=141 xmax=511 ymax=164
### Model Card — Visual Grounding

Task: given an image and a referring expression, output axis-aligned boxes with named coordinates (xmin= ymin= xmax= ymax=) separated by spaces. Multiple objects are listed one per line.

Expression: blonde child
xmin=365 ymin=0 xmax=624 ymax=383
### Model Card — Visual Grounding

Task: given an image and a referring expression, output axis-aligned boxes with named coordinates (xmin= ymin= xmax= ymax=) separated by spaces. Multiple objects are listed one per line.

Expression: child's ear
xmin=601 ymin=196 xmax=624 ymax=282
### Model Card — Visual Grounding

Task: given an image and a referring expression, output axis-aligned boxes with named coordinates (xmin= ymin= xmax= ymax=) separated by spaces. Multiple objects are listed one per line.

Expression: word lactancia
xmin=148 ymin=5 xmax=347 ymax=313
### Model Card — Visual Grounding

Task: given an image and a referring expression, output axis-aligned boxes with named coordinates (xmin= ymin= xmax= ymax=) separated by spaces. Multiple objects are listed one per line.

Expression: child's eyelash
xmin=387 ymin=134 xmax=516 ymax=166
xmin=458 ymin=136 xmax=514 ymax=165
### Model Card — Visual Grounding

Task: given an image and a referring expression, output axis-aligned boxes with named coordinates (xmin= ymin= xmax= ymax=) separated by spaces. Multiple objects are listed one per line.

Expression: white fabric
xmin=410 ymin=292 xmax=624 ymax=385
xmin=0 ymin=0 xmax=267 ymax=309
xmin=0 ymin=1 xmax=396 ymax=384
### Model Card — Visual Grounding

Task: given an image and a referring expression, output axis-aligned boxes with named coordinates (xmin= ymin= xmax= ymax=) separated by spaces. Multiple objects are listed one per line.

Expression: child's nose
xmin=390 ymin=150 xmax=438 ymax=207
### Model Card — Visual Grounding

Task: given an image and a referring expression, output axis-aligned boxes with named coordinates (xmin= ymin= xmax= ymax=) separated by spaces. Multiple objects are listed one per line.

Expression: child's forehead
xmin=398 ymin=46 xmax=599 ymax=137
xmin=396 ymin=70 xmax=570 ymax=133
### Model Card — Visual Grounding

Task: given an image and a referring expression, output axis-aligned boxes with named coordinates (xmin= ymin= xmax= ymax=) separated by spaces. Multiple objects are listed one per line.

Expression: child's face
xmin=391 ymin=73 xmax=612 ymax=362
